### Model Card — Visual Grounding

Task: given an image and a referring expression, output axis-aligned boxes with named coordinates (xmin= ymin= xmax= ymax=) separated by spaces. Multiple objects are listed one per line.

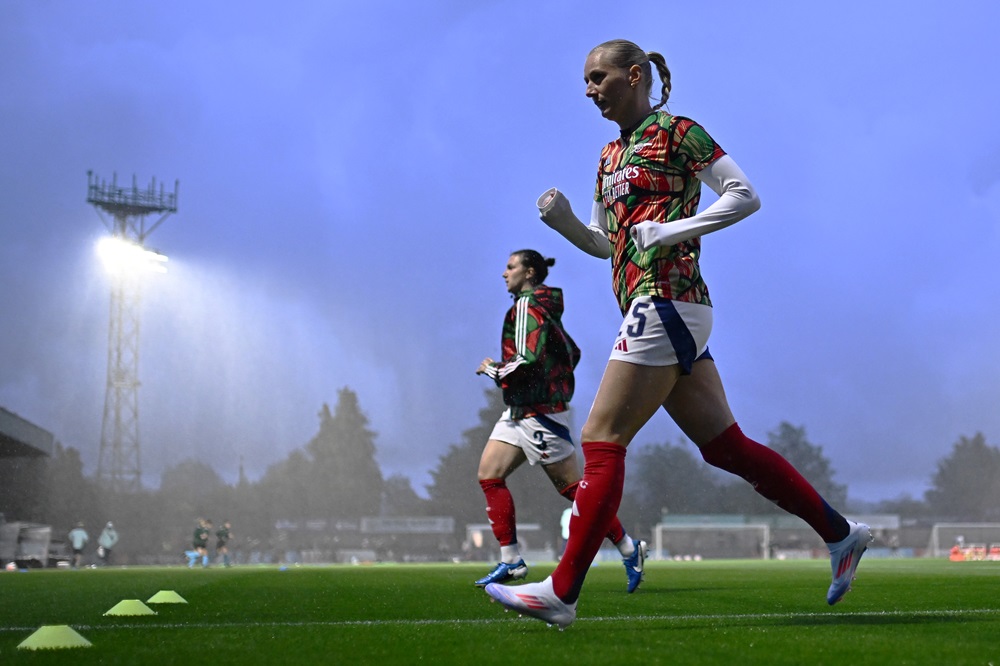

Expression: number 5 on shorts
xmin=626 ymin=300 xmax=649 ymax=337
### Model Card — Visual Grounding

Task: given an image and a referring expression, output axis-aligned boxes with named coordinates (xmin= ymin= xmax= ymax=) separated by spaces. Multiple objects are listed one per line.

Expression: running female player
xmin=474 ymin=249 xmax=645 ymax=592
xmin=484 ymin=40 xmax=871 ymax=628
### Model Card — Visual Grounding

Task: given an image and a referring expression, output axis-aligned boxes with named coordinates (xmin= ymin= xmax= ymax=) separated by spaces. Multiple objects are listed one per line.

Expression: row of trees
xmin=4 ymin=386 xmax=999 ymax=563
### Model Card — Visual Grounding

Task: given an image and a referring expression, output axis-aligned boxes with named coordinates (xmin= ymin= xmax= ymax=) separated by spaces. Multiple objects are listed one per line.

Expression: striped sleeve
xmin=493 ymin=296 xmax=544 ymax=380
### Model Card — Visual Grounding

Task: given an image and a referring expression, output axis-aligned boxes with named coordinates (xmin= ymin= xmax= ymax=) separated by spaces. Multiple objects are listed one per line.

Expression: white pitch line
xmin=2 ymin=607 xmax=999 ymax=633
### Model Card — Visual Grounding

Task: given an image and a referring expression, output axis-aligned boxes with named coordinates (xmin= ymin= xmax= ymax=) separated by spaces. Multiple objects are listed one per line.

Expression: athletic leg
xmin=477 ymin=439 xmax=527 ymax=557
xmin=664 ymin=359 xmax=872 ymax=603
xmin=551 ymin=360 xmax=680 ymax=603
xmin=475 ymin=439 xmax=530 ymax=586
xmin=542 ymin=454 xmax=628 ymax=546
xmin=664 ymin=359 xmax=849 ymax=542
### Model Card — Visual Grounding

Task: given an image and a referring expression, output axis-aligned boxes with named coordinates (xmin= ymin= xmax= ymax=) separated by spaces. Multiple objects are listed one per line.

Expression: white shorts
xmin=488 ymin=408 xmax=575 ymax=466
xmin=609 ymin=297 xmax=713 ymax=372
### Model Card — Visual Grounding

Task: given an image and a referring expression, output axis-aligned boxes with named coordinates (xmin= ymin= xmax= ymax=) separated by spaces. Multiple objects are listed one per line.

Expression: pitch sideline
xmin=2 ymin=607 xmax=999 ymax=633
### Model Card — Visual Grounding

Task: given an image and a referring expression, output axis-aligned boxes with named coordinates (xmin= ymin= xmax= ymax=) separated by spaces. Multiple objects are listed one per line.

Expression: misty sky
xmin=1 ymin=1 xmax=998 ymax=503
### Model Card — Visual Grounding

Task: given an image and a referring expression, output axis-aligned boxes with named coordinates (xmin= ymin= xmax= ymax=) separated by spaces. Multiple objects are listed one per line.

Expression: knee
xmin=477 ymin=466 xmax=506 ymax=482
xmin=478 ymin=478 xmax=506 ymax=491
xmin=477 ymin=458 xmax=505 ymax=481
xmin=581 ymin=414 xmax=636 ymax=446
xmin=581 ymin=422 xmax=622 ymax=445
xmin=558 ymin=480 xmax=579 ymax=500
xmin=699 ymin=442 xmax=732 ymax=469
xmin=698 ymin=424 xmax=743 ymax=469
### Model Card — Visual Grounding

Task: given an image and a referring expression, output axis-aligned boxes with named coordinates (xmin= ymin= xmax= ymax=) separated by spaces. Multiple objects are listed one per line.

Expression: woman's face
xmin=584 ymin=49 xmax=641 ymax=126
xmin=502 ymin=254 xmax=533 ymax=295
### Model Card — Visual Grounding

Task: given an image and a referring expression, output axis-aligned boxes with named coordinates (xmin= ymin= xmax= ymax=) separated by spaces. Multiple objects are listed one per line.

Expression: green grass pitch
xmin=1 ymin=559 xmax=999 ymax=664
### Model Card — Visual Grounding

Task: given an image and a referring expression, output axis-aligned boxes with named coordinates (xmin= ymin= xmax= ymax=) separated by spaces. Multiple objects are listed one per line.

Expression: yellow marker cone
xmin=104 ymin=599 xmax=157 ymax=616
xmin=17 ymin=625 xmax=92 ymax=650
xmin=147 ymin=590 xmax=188 ymax=604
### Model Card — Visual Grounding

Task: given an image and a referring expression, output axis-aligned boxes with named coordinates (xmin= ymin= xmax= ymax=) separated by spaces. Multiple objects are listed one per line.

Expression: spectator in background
xmin=98 ymin=521 xmax=119 ymax=566
xmin=68 ymin=522 xmax=88 ymax=569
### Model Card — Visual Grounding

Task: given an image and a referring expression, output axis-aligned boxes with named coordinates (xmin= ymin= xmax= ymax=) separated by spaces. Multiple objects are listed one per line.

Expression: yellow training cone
xmin=147 ymin=590 xmax=188 ymax=604
xmin=104 ymin=599 xmax=157 ymax=616
xmin=17 ymin=625 xmax=92 ymax=650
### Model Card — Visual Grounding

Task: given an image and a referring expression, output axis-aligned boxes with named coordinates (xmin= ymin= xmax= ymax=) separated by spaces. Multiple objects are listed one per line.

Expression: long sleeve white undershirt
xmin=536 ymin=154 xmax=760 ymax=256
xmin=629 ymin=154 xmax=760 ymax=251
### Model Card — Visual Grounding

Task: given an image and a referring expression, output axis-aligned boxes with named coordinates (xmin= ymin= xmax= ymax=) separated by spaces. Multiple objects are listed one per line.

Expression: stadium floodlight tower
xmin=87 ymin=170 xmax=178 ymax=493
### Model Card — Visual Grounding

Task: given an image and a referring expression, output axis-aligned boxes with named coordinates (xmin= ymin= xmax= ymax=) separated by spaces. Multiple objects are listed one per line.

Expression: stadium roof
xmin=0 ymin=406 xmax=54 ymax=458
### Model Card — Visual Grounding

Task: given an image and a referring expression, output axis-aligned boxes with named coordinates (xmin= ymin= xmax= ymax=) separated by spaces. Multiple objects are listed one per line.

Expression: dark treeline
xmin=2 ymin=386 xmax=998 ymax=564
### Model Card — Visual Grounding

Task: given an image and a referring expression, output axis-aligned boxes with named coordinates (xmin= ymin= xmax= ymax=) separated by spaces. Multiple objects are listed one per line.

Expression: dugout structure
xmin=653 ymin=522 xmax=770 ymax=560
xmin=272 ymin=516 xmax=459 ymax=564
xmin=0 ymin=406 xmax=56 ymax=567
xmin=0 ymin=406 xmax=54 ymax=526
xmin=927 ymin=523 xmax=1000 ymax=558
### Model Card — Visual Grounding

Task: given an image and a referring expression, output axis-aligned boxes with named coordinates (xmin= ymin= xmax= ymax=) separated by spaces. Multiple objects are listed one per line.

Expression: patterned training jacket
xmin=482 ymin=285 xmax=581 ymax=419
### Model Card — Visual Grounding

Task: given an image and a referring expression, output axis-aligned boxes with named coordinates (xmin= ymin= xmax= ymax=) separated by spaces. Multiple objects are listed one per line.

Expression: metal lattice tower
xmin=87 ymin=171 xmax=178 ymax=493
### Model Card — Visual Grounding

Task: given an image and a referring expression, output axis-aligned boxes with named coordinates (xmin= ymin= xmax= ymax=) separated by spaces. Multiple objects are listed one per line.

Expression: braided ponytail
xmin=647 ymin=51 xmax=672 ymax=110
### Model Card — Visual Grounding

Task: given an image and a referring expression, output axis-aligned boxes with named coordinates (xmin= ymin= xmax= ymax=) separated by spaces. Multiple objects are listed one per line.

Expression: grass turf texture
xmin=1 ymin=559 xmax=998 ymax=665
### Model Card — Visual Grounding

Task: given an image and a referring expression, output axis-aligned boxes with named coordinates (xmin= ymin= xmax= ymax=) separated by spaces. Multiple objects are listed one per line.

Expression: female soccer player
xmin=484 ymin=40 xmax=871 ymax=628
xmin=475 ymin=249 xmax=645 ymax=592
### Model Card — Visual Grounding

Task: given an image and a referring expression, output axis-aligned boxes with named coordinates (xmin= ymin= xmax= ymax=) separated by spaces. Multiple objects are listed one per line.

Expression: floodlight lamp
xmin=96 ymin=236 xmax=169 ymax=275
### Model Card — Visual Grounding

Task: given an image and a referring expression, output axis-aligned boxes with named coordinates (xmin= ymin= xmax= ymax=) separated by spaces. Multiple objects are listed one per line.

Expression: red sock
xmin=551 ymin=442 xmax=626 ymax=603
xmin=479 ymin=478 xmax=516 ymax=546
xmin=560 ymin=481 xmax=626 ymax=545
xmin=700 ymin=423 xmax=849 ymax=542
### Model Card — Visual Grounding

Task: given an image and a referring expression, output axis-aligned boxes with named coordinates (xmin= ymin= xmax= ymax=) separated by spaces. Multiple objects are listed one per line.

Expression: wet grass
xmin=1 ymin=558 xmax=998 ymax=664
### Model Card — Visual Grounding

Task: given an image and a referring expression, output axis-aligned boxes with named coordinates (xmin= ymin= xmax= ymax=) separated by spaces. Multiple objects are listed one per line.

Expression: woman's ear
xmin=629 ymin=64 xmax=643 ymax=88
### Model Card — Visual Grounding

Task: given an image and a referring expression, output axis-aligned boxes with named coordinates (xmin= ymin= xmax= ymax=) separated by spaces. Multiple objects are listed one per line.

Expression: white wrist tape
xmin=537 ymin=188 xmax=611 ymax=259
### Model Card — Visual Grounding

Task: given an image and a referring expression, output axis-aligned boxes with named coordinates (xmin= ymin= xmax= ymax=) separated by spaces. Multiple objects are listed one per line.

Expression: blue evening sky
xmin=1 ymin=1 xmax=998 ymax=503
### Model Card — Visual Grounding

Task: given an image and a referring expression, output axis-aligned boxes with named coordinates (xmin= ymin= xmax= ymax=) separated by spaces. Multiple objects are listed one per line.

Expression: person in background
xmin=475 ymin=249 xmax=646 ymax=592
xmin=68 ymin=522 xmax=88 ymax=569
xmin=97 ymin=521 xmax=119 ymax=566
xmin=216 ymin=520 xmax=233 ymax=567
xmin=190 ymin=518 xmax=210 ymax=568
xmin=484 ymin=39 xmax=871 ymax=628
